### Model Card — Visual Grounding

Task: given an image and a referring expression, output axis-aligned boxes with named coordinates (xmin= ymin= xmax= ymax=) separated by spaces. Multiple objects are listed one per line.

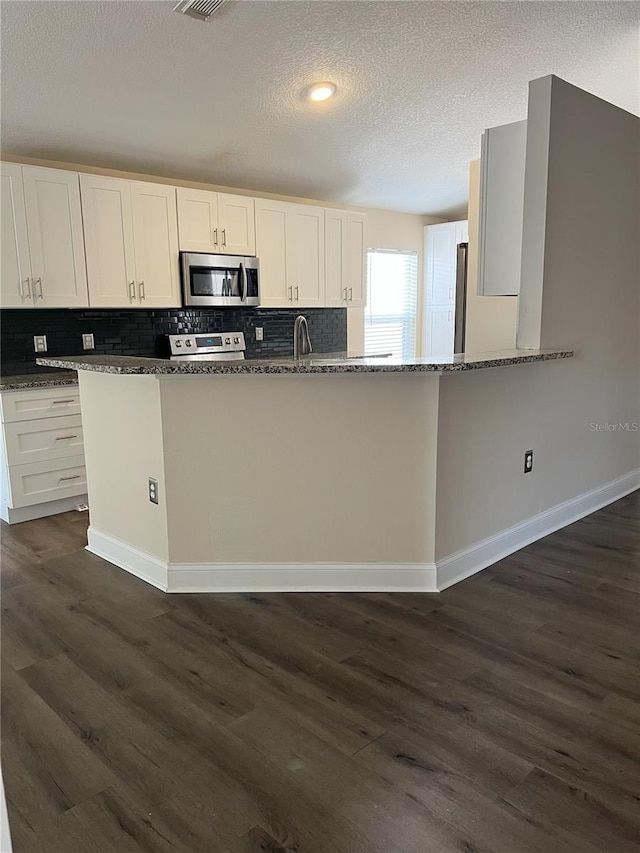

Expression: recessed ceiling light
xmin=307 ymin=82 xmax=337 ymax=102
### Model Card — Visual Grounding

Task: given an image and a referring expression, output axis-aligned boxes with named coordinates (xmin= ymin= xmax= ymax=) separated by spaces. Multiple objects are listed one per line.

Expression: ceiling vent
xmin=173 ymin=0 xmax=228 ymax=22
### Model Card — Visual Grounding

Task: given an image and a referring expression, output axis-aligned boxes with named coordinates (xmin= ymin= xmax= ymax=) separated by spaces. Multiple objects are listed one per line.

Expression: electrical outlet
xmin=33 ymin=335 xmax=47 ymax=353
xmin=148 ymin=477 xmax=159 ymax=504
xmin=524 ymin=449 xmax=534 ymax=474
xmin=82 ymin=333 xmax=95 ymax=350
xmin=255 ymin=327 xmax=264 ymax=341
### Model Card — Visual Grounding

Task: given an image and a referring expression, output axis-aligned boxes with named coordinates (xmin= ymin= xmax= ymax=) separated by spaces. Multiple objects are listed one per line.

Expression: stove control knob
xmin=175 ymin=340 xmax=182 ymax=348
xmin=185 ymin=339 xmax=192 ymax=347
xmin=225 ymin=337 xmax=231 ymax=344
xmin=233 ymin=337 xmax=240 ymax=344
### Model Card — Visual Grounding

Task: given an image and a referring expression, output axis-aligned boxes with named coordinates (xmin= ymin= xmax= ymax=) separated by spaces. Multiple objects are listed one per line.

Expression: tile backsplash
xmin=0 ymin=307 xmax=348 ymax=375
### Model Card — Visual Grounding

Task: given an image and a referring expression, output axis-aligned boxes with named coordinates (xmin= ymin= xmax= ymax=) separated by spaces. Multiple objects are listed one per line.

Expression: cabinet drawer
xmin=4 ymin=414 xmax=84 ymax=465
xmin=7 ymin=456 xmax=87 ymax=508
xmin=1 ymin=386 xmax=80 ymax=423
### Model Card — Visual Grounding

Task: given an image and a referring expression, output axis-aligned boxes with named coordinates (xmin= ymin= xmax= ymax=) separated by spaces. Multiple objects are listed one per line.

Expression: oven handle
xmin=239 ymin=262 xmax=247 ymax=302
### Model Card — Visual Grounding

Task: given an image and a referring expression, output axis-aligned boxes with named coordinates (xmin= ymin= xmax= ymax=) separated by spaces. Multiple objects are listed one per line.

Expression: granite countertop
xmin=0 ymin=370 xmax=79 ymax=391
xmin=37 ymin=349 xmax=573 ymax=375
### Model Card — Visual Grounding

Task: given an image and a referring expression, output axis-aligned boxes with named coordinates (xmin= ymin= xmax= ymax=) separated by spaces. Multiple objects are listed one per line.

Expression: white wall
xmin=160 ymin=373 xmax=440 ymax=565
xmin=435 ymin=76 xmax=640 ymax=560
xmin=80 ymin=372 xmax=169 ymax=563
xmin=465 ymin=160 xmax=518 ymax=352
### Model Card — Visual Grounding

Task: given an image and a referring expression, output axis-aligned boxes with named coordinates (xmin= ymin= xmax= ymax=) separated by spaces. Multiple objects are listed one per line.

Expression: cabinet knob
xmin=213 ymin=228 xmax=218 ymax=247
xmin=288 ymin=286 xmax=293 ymax=302
xmin=129 ymin=281 xmax=136 ymax=301
xmin=295 ymin=285 xmax=299 ymax=301
xmin=221 ymin=229 xmax=226 ymax=247
xmin=349 ymin=287 xmax=353 ymax=301
xmin=34 ymin=278 xmax=43 ymax=299
xmin=138 ymin=281 xmax=145 ymax=301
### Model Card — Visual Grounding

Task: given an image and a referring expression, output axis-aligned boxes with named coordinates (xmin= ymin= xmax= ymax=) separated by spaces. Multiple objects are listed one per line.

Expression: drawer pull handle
xmin=52 ymin=399 xmax=75 ymax=405
xmin=55 ymin=434 xmax=78 ymax=440
xmin=59 ymin=474 xmax=81 ymax=481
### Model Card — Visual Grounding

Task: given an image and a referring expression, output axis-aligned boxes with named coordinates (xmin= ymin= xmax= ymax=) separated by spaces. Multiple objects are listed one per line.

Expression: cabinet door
xmin=324 ymin=209 xmax=348 ymax=307
xmin=0 ymin=163 xmax=33 ymax=308
xmin=131 ymin=182 xmax=180 ymax=308
xmin=176 ymin=187 xmax=219 ymax=252
xmin=346 ymin=212 xmax=367 ymax=308
xmin=286 ymin=204 xmax=325 ymax=308
xmin=478 ymin=120 xmax=527 ymax=296
xmin=81 ymin=175 xmax=136 ymax=308
xmin=22 ymin=167 xmax=89 ymax=308
xmin=424 ymin=305 xmax=454 ymax=358
xmin=255 ymin=199 xmax=289 ymax=307
xmin=424 ymin=222 xmax=458 ymax=307
xmin=217 ymin=193 xmax=255 ymax=256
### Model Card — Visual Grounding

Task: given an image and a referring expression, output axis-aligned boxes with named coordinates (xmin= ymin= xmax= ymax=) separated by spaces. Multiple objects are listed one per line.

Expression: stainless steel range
xmin=167 ymin=332 xmax=246 ymax=361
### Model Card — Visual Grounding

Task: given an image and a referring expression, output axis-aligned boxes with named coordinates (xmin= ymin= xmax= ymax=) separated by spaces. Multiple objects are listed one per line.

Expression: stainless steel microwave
xmin=180 ymin=252 xmax=260 ymax=307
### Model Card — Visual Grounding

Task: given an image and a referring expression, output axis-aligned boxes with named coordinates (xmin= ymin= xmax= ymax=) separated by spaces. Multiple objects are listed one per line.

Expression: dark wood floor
xmin=2 ymin=492 xmax=639 ymax=853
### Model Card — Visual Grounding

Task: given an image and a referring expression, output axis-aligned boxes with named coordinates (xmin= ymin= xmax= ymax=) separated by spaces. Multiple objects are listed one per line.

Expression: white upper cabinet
xmin=22 ymin=167 xmax=89 ymax=308
xmin=286 ymin=205 xmax=325 ymax=308
xmin=176 ymin=188 xmax=219 ymax=253
xmin=1 ymin=163 xmax=32 ymax=308
xmin=82 ymin=176 xmax=180 ymax=308
xmin=325 ymin=210 xmax=367 ymax=308
xmin=130 ymin=182 xmax=180 ymax=307
xmin=177 ymin=188 xmax=255 ymax=255
xmin=255 ymin=199 xmax=288 ymax=307
xmin=81 ymin=175 xmax=137 ymax=308
xmin=478 ymin=119 xmax=527 ymax=296
xmin=346 ymin=213 xmax=367 ymax=308
xmin=217 ymin=193 xmax=255 ymax=255
xmin=1 ymin=163 xmax=88 ymax=309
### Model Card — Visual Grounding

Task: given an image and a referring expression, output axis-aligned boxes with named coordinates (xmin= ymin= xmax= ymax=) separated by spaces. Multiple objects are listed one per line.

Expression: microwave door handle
xmin=239 ymin=262 xmax=246 ymax=302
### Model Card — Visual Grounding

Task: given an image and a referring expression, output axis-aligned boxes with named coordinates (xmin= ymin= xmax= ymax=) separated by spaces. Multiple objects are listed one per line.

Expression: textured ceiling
xmin=1 ymin=1 xmax=638 ymax=216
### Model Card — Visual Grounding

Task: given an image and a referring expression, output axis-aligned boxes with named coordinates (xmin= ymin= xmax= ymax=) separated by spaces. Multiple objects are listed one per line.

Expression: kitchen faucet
xmin=293 ymin=315 xmax=313 ymax=359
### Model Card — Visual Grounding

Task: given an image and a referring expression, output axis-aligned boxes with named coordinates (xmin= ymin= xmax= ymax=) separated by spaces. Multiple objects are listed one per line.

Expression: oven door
xmin=181 ymin=253 xmax=260 ymax=307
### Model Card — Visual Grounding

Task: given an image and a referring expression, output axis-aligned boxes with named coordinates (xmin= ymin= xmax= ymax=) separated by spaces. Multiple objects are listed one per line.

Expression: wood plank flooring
xmin=2 ymin=491 xmax=639 ymax=852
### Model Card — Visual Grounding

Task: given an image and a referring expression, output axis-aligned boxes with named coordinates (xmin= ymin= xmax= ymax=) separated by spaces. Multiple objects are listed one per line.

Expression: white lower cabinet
xmin=1 ymin=386 xmax=87 ymax=524
xmin=325 ymin=210 xmax=367 ymax=308
xmin=81 ymin=175 xmax=180 ymax=308
xmin=255 ymin=200 xmax=325 ymax=308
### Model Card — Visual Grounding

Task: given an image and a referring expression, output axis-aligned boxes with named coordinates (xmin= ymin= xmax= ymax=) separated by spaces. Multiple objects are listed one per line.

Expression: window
xmin=365 ymin=249 xmax=418 ymax=358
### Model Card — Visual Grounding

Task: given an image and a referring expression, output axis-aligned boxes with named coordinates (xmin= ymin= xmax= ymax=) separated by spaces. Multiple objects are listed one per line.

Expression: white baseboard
xmin=435 ymin=468 xmax=640 ymax=591
xmin=85 ymin=526 xmax=437 ymax=592
xmin=85 ymin=469 xmax=639 ymax=594
xmin=1 ymin=494 xmax=88 ymax=525
xmin=167 ymin=562 xmax=438 ymax=593
xmin=86 ymin=527 xmax=168 ymax=591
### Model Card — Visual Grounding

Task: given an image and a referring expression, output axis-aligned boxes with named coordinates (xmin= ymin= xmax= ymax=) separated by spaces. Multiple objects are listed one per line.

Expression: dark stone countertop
xmin=0 ymin=371 xmax=79 ymax=391
xmin=37 ymin=349 xmax=574 ymax=376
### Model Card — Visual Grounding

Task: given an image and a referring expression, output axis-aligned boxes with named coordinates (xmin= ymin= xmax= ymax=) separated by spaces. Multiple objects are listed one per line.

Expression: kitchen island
xmin=38 ymin=348 xmax=572 ymax=593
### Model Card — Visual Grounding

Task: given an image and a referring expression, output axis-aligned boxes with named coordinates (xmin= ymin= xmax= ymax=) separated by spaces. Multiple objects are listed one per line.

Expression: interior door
xmin=176 ymin=188 xmax=219 ymax=253
xmin=255 ymin=199 xmax=289 ymax=307
xmin=131 ymin=182 xmax=180 ymax=308
xmin=286 ymin=204 xmax=325 ymax=308
xmin=217 ymin=193 xmax=255 ymax=256
xmin=22 ymin=166 xmax=89 ymax=308
xmin=0 ymin=163 xmax=32 ymax=308
xmin=81 ymin=175 xmax=136 ymax=308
